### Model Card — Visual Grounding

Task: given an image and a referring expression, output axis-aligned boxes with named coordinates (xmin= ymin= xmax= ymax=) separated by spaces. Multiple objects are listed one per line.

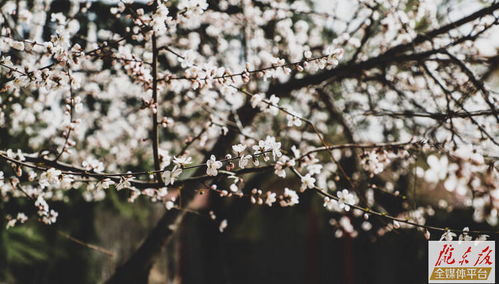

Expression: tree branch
xmin=269 ymin=2 xmax=499 ymax=95
xmin=151 ymin=32 xmax=163 ymax=183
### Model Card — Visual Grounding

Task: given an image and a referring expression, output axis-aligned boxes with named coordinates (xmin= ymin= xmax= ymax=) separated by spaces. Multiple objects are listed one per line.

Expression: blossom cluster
xmin=0 ymin=0 xmax=497 ymax=246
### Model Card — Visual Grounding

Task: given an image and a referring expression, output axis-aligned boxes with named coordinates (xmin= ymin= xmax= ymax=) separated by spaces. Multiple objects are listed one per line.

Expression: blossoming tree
xmin=0 ymin=0 xmax=498 ymax=282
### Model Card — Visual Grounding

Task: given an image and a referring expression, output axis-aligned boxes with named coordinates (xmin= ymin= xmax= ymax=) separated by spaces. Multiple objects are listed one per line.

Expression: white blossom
xmin=300 ymin=174 xmax=315 ymax=191
xmin=287 ymin=112 xmax=303 ymax=127
xmin=162 ymin=166 xmax=182 ymax=185
xmin=5 ymin=212 xmax=28 ymax=229
xmin=82 ymin=158 xmax=104 ymax=173
xmin=238 ymin=155 xmax=251 ymax=169
xmin=250 ymin=94 xmax=264 ymax=109
xmin=280 ymin=188 xmax=299 ymax=207
xmin=116 ymin=177 xmax=132 ymax=191
xmin=265 ymin=136 xmax=282 ymax=160
xmin=229 ymin=183 xmax=238 ymax=193
xmin=41 ymin=210 xmax=58 ymax=224
xmin=265 ymin=191 xmax=277 ymax=206
xmin=265 ymin=95 xmax=280 ymax=115
xmin=6 ymin=218 xmax=17 ymax=229
xmin=165 ymin=198 xmax=176 ymax=210
xmin=475 ymin=234 xmax=489 ymax=241
xmin=151 ymin=3 xmax=170 ymax=33
xmin=206 ymin=155 xmax=223 ymax=176
xmin=11 ymin=41 xmax=25 ymax=51
xmin=219 ymin=219 xmax=228 ymax=232
xmin=232 ymin=144 xmax=246 ymax=155
xmin=336 ymin=189 xmax=356 ymax=212
xmin=173 ymin=156 xmax=192 ymax=167
xmin=97 ymin=179 xmax=114 ymax=191
xmin=440 ymin=230 xmax=457 ymax=241
xmin=39 ymin=168 xmax=62 ymax=188
xmin=424 ymin=155 xmax=448 ymax=183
